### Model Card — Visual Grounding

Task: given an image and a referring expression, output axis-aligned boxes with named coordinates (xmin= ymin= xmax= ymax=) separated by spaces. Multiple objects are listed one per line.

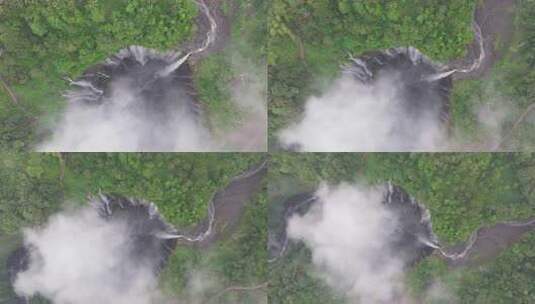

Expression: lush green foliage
xmin=269 ymin=153 xmax=535 ymax=303
xmin=409 ymin=231 xmax=535 ymax=304
xmin=0 ymin=152 xmax=262 ymax=232
xmin=269 ymin=0 xmax=475 ymax=64
xmin=0 ymin=0 xmax=268 ymax=150
xmin=269 ymin=244 xmax=344 ymax=304
xmin=0 ymin=0 xmax=195 ymax=82
xmin=194 ymin=0 xmax=267 ymax=135
xmin=450 ymin=0 xmax=535 ymax=150
xmin=160 ymin=181 xmax=267 ymax=303
xmin=363 ymin=153 xmax=534 ymax=244
xmin=0 ymin=153 xmax=266 ymax=303
xmin=0 ymin=0 xmax=196 ymax=151
xmin=268 ymin=0 xmax=476 ymax=146
xmin=63 ymin=153 xmax=262 ymax=226
xmin=271 ymin=153 xmax=535 ymax=243
xmin=0 ymin=153 xmax=63 ymax=234
xmin=454 ymin=232 xmax=535 ymax=303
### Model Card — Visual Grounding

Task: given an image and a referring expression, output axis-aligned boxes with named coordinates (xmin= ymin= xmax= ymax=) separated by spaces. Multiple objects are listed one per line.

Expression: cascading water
xmin=349 ymin=16 xmax=485 ymax=85
xmin=344 ymin=46 xmax=452 ymax=126
xmin=67 ymin=0 xmax=217 ymax=104
xmin=160 ymin=159 xmax=268 ymax=246
xmin=6 ymin=194 xmax=178 ymax=304
xmin=426 ymin=21 xmax=486 ymax=81
xmin=269 ymin=183 xmax=439 ymax=265
xmin=382 ymin=182 xmax=440 ymax=264
xmin=5 ymin=159 xmax=267 ymax=303
xmin=272 ymin=183 xmax=535 ymax=267
xmin=431 ymin=217 xmax=535 ymax=264
xmin=39 ymin=0 xmax=219 ymax=152
xmin=278 ymin=46 xmax=454 ymax=152
xmin=9 ymin=195 xmax=179 ymax=274
xmin=158 ymin=0 xmax=217 ymax=78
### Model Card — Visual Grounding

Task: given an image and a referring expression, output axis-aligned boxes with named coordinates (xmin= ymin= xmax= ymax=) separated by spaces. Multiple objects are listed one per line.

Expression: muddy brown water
xmin=452 ymin=0 xmax=516 ymax=80
xmin=442 ymin=218 xmax=535 ymax=266
xmin=188 ymin=0 xmax=232 ymax=62
xmin=196 ymin=159 xmax=267 ymax=248
xmin=4 ymin=160 xmax=266 ymax=302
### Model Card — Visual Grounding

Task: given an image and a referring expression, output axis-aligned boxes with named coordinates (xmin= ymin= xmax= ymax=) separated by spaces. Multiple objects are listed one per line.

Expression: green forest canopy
xmin=0 ymin=0 xmax=196 ymax=82
xmin=269 ymin=153 xmax=535 ymax=303
xmin=0 ymin=153 xmax=267 ymax=303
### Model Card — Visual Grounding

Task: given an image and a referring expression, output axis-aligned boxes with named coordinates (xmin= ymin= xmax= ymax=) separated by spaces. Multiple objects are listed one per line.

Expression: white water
xmin=157 ymin=160 xmax=267 ymax=243
xmin=64 ymin=77 xmax=104 ymax=96
xmin=155 ymin=199 xmax=215 ymax=242
xmin=158 ymin=0 xmax=217 ymax=78
xmin=425 ymin=21 xmax=485 ymax=82
xmin=420 ymin=218 xmax=535 ymax=261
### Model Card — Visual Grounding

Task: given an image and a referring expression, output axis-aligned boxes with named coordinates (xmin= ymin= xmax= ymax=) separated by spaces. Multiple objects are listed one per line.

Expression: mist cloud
xmin=36 ymin=44 xmax=267 ymax=152
xmin=279 ymin=70 xmax=519 ymax=152
xmin=279 ymin=74 xmax=449 ymax=152
xmin=287 ymin=183 xmax=410 ymax=303
xmin=14 ymin=207 xmax=163 ymax=304
xmin=37 ymin=77 xmax=213 ymax=152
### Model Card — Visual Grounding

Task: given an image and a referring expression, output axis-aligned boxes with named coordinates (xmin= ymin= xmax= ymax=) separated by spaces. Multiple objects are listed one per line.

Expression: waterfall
xmin=424 ymin=20 xmax=486 ymax=82
xmin=158 ymin=0 xmax=217 ymax=78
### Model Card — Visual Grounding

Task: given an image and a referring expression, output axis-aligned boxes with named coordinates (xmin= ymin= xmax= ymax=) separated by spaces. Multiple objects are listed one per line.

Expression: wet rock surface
xmin=270 ymin=183 xmax=438 ymax=266
xmin=91 ymin=194 xmax=179 ymax=273
xmin=268 ymin=192 xmax=317 ymax=262
xmin=7 ymin=195 xmax=178 ymax=278
xmin=345 ymin=47 xmax=452 ymax=127
xmin=70 ymin=46 xmax=202 ymax=121
xmin=6 ymin=195 xmax=177 ymax=303
xmin=5 ymin=246 xmax=30 ymax=304
xmin=451 ymin=0 xmax=516 ymax=80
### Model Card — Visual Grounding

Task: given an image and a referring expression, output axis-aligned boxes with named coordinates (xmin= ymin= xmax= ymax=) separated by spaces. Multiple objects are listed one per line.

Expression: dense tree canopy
xmin=269 ymin=153 xmax=535 ymax=303
xmin=268 ymin=0 xmax=477 ymax=148
xmin=0 ymin=153 xmax=266 ymax=303
xmin=0 ymin=0 xmax=196 ymax=82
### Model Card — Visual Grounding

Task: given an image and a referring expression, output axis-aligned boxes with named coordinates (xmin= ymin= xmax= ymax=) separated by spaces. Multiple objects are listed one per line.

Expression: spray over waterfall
xmin=270 ymin=183 xmax=439 ymax=265
xmin=5 ymin=160 xmax=267 ymax=303
xmin=274 ymin=183 xmax=438 ymax=303
xmin=279 ymin=17 xmax=494 ymax=152
xmin=7 ymin=195 xmax=177 ymax=304
xmin=37 ymin=0 xmax=226 ymax=152
xmin=270 ymin=179 xmax=535 ymax=302
xmin=272 ymin=181 xmax=535 ymax=270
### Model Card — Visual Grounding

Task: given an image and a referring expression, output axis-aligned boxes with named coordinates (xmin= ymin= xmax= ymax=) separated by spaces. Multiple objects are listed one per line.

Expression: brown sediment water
xmin=164 ymin=159 xmax=267 ymax=248
xmin=5 ymin=160 xmax=267 ymax=303
xmin=435 ymin=218 xmax=535 ymax=266
xmin=451 ymin=0 xmax=516 ymax=80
